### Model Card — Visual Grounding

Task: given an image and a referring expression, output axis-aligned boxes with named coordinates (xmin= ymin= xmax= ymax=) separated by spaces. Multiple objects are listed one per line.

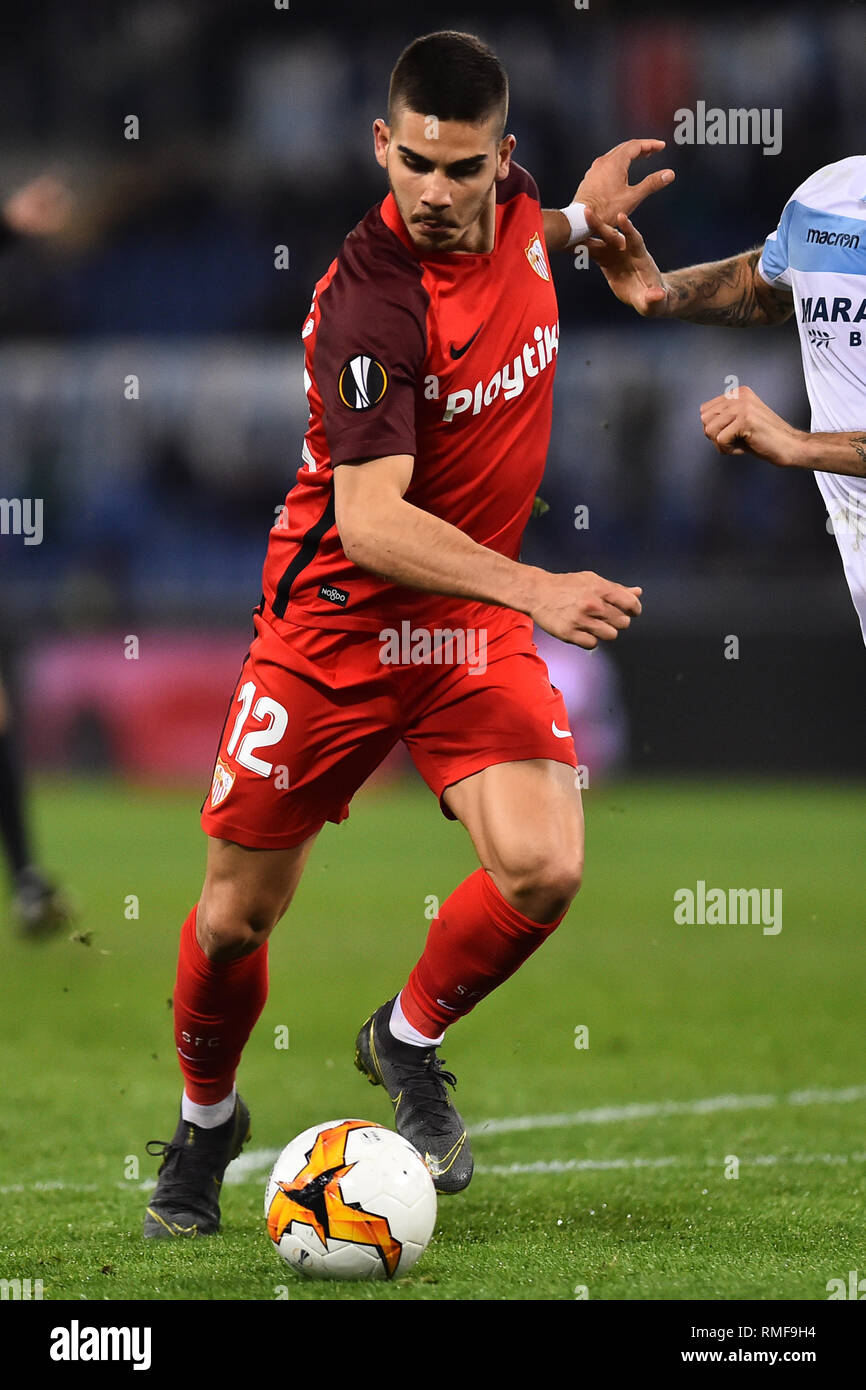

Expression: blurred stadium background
xmin=2 ymin=0 xmax=865 ymax=804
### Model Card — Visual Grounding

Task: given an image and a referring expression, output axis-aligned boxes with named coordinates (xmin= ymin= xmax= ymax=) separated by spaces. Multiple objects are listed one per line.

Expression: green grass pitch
xmin=0 ymin=774 xmax=863 ymax=1302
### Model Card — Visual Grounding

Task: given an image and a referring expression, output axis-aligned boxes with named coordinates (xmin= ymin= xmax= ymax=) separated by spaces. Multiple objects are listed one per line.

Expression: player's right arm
xmin=585 ymin=209 xmax=794 ymax=326
xmin=334 ymin=454 xmax=642 ymax=650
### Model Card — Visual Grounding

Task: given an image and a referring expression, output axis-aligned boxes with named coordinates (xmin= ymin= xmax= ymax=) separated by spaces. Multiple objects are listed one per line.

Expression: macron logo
xmin=50 ymin=1321 xmax=152 ymax=1372
xmin=806 ymin=227 xmax=860 ymax=249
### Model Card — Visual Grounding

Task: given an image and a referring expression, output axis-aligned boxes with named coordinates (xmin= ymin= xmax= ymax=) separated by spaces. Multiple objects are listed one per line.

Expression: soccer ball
xmin=264 ymin=1118 xmax=437 ymax=1280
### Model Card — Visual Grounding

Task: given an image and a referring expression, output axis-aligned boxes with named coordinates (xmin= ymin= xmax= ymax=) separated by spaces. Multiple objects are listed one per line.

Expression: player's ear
xmin=373 ymin=118 xmax=390 ymax=170
xmin=495 ymin=134 xmax=516 ymax=182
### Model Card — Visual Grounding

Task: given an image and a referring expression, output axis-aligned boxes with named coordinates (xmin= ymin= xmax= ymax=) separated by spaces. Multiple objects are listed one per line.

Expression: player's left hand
xmin=584 ymin=208 xmax=669 ymax=316
xmin=699 ymin=386 xmax=808 ymax=468
xmin=572 ymin=139 xmax=675 ymax=231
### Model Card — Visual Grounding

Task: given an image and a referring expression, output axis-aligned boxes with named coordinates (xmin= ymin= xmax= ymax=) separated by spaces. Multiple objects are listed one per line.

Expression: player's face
xmin=373 ymin=108 xmax=515 ymax=253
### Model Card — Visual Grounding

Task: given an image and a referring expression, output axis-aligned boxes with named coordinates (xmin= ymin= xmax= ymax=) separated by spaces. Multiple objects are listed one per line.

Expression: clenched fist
xmin=529 ymin=570 xmax=642 ymax=649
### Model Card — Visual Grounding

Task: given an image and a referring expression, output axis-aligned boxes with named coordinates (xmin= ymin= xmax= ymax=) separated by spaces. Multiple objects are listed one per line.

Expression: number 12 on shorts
xmin=226 ymin=680 xmax=289 ymax=777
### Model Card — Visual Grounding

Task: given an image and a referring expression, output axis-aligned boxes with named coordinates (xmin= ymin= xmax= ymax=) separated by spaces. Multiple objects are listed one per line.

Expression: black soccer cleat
xmin=13 ymin=866 xmax=73 ymax=940
xmin=354 ymin=997 xmax=473 ymax=1194
xmin=142 ymin=1094 xmax=251 ymax=1238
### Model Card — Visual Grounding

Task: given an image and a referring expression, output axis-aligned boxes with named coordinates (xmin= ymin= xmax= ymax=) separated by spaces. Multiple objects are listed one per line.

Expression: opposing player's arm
xmin=333 ymin=454 xmax=642 ymax=649
xmin=587 ymin=212 xmax=794 ymax=326
xmin=662 ymin=248 xmax=794 ymax=327
xmin=542 ymin=139 xmax=675 ymax=254
xmin=700 ymin=387 xmax=866 ymax=476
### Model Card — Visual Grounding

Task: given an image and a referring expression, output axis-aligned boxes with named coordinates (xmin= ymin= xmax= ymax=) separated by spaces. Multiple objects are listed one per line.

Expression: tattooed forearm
xmin=799 ymin=431 xmax=866 ymax=477
xmin=849 ymin=435 xmax=866 ymax=473
xmin=662 ymin=248 xmax=794 ymax=327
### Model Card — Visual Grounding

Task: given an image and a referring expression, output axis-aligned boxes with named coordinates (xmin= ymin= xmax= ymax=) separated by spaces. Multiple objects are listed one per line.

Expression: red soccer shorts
xmin=200 ymin=610 xmax=578 ymax=849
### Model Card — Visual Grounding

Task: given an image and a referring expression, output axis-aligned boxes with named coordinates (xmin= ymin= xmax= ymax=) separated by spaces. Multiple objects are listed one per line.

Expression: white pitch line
xmin=224 ymin=1144 xmax=866 ymax=1183
xmin=480 ymin=1151 xmax=866 ymax=1177
xmin=225 ymin=1148 xmax=281 ymax=1184
xmin=481 ymin=1156 xmax=680 ymax=1176
xmin=166 ymin=1082 xmax=866 ymax=1186
xmin=0 ymin=1180 xmax=100 ymax=1195
xmin=10 ymin=1149 xmax=866 ymax=1197
xmin=469 ymin=1082 xmax=866 ymax=1137
xmin=6 ymin=1084 xmax=865 ymax=1197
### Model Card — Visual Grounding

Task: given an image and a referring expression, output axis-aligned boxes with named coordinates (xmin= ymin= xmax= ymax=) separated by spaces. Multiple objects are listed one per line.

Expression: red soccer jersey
xmin=261 ymin=161 xmax=559 ymax=637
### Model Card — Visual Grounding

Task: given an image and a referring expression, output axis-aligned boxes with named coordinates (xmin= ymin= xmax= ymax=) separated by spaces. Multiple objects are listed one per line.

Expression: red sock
xmin=172 ymin=906 xmax=269 ymax=1104
xmin=401 ymin=868 xmax=566 ymax=1036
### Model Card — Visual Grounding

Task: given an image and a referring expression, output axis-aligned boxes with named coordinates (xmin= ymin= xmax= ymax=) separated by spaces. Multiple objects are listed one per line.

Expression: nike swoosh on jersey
xmin=551 ymin=721 xmax=572 ymax=738
xmin=449 ymin=323 xmax=483 ymax=359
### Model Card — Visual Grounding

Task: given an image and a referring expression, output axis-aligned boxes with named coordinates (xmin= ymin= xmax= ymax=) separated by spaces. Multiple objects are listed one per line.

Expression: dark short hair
xmin=388 ymin=31 xmax=508 ymax=137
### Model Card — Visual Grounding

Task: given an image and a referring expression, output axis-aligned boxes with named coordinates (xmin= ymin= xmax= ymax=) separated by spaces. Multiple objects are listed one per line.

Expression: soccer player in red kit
xmin=144 ymin=31 xmax=673 ymax=1236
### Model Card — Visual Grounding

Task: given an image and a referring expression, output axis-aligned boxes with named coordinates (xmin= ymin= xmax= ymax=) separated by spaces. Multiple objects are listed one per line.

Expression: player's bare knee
xmin=554 ymin=857 xmax=583 ymax=905
xmin=196 ymin=897 xmax=276 ymax=963
xmin=499 ymin=851 xmax=582 ymax=922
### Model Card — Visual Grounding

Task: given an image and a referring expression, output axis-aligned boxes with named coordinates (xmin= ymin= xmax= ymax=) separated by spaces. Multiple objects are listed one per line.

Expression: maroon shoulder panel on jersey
xmin=312 ymin=207 xmax=429 ymax=467
xmin=495 ymin=161 xmax=541 ymax=206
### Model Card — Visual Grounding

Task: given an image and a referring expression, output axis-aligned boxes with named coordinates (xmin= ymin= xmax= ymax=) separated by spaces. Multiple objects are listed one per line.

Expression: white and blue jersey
xmin=759 ymin=156 xmax=866 ymax=640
